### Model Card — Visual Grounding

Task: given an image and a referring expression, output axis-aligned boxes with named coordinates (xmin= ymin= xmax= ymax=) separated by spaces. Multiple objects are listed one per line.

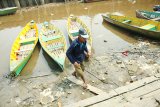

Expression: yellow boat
xmin=10 ymin=20 xmax=38 ymax=76
xmin=39 ymin=22 xmax=67 ymax=70
xmin=102 ymin=14 xmax=160 ymax=40
xmin=67 ymin=15 xmax=92 ymax=53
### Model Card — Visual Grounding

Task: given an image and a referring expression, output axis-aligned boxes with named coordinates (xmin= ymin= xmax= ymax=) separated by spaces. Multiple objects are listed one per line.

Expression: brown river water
xmin=0 ymin=0 xmax=160 ymax=106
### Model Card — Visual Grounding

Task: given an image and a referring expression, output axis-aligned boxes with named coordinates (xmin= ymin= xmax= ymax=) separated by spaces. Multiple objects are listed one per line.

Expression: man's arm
xmin=84 ymin=42 xmax=88 ymax=53
xmin=66 ymin=42 xmax=76 ymax=64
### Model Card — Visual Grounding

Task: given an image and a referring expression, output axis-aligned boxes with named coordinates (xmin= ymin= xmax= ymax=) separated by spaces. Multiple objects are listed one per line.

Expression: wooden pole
xmin=34 ymin=0 xmax=38 ymax=6
xmin=28 ymin=0 xmax=33 ymax=6
xmin=18 ymin=0 xmax=27 ymax=7
xmin=40 ymin=0 xmax=45 ymax=5
xmin=2 ymin=0 xmax=8 ymax=8
xmin=45 ymin=0 xmax=50 ymax=3
xmin=14 ymin=0 xmax=21 ymax=8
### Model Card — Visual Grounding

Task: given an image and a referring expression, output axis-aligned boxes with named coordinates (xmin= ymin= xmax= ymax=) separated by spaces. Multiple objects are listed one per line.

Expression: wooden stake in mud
xmin=14 ymin=0 xmax=21 ymax=8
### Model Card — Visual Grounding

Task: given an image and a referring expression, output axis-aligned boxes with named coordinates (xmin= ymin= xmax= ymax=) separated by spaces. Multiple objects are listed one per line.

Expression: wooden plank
xmin=67 ymin=76 xmax=106 ymax=95
xmin=65 ymin=74 xmax=160 ymax=107
xmin=64 ymin=94 xmax=110 ymax=107
xmin=15 ymin=48 xmax=33 ymax=53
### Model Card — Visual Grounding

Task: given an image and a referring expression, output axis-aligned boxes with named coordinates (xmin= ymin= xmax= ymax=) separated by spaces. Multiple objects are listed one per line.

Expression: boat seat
xmin=15 ymin=48 xmax=33 ymax=53
xmin=71 ymin=32 xmax=79 ymax=37
xmin=47 ymin=44 xmax=64 ymax=50
xmin=20 ymin=37 xmax=37 ymax=44
xmin=140 ymin=24 xmax=156 ymax=31
xmin=69 ymin=29 xmax=79 ymax=37
xmin=42 ymin=35 xmax=62 ymax=42
xmin=122 ymin=20 xmax=132 ymax=24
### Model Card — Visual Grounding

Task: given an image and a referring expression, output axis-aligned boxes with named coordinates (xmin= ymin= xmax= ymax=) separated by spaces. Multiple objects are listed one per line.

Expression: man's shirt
xmin=66 ymin=38 xmax=88 ymax=64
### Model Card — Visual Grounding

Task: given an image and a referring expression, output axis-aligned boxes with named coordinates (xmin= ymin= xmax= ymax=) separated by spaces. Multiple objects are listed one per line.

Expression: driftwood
xmin=26 ymin=73 xmax=53 ymax=79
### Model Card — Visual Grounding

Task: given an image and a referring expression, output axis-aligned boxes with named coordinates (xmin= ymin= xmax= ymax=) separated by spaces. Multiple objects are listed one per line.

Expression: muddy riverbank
xmin=1 ymin=41 xmax=160 ymax=107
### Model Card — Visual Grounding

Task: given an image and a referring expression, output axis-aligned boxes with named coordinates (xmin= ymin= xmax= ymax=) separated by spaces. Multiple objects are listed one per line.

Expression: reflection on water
xmin=102 ymin=20 xmax=138 ymax=43
xmin=0 ymin=0 xmax=160 ymax=76
xmin=42 ymin=48 xmax=62 ymax=73
xmin=20 ymin=44 xmax=40 ymax=76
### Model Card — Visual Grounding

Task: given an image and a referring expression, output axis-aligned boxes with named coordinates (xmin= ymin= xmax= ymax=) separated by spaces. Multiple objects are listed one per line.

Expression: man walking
xmin=66 ymin=28 xmax=90 ymax=88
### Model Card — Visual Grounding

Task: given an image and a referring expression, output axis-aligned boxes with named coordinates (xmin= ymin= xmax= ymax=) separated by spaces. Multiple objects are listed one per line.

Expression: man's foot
xmin=83 ymin=83 xmax=88 ymax=89
xmin=72 ymin=72 xmax=78 ymax=78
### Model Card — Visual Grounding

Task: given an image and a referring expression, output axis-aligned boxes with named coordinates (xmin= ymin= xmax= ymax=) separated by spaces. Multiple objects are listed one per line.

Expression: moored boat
xmin=102 ymin=14 xmax=160 ymax=40
xmin=39 ymin=22 xmax=67 ymax=70
xmin=67 ymin=15 xmax=92 ymax=53
xmin=10 ymin=20 xmax=38 ymax=76
xmin=136 ymin=10 xmax=160 ymax=21
xmin=0 ymin=7 xmax=18 ymax=16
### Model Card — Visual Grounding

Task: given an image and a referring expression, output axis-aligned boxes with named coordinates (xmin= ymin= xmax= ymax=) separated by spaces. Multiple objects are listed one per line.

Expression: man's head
xmin=44 ymin=21 xmax=49 ymax=28
xmin=78 ymin=28 xmax=89 ymax=43
xmin=30 ymin=20 xmax=35 ymax=29
xmin=153 ymin=7 xmax=158 ymax=11
xmin=31 ymin=20 xmax=34 ymax=23
xmin=70 ymin=14 xmax=76 ymax=21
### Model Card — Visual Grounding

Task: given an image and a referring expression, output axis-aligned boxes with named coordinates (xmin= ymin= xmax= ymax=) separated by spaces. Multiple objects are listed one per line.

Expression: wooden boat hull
xmin=102 ymin=14 xmax=160 ymax=40
xmin=67 ymin=15 xmax=92 ymax=53
xmin=136 ymin=10 xmax=160 ymax=21
xmin=39 ymin=22 xmax=67 ymax=70
xmin=10 ymin=21 xmax=38 ymax=76
xmin=0 ymin=7 xmax=18 ymax=16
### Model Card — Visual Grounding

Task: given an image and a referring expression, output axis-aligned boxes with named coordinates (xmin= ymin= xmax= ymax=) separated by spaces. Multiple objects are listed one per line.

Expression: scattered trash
xmin=63 ymin=76 xmax=67 ymax=79
xmin=122 ymin=50 xmax=129 ymax=56
xmin=51 ymin=13 xmax=54 ymax=16
xmin=125 ymin=82 xmax=130 ymax=85
xmin=130 ymin=80 xmax=133 ymax=83
xmin=15 ymin=98 xmax=22 ymax=105
xmin=105 ymin=72 xmax=108 ymax=75
xmin=131 ymin=76 xmax=137 ymax=81
xmin=67 ymin=92 xmax=72 ymax=94
xmin=116 ymin=60 xmax=122 ymax=64
xmin=40 ymin=88 xmax=54 ymax=105
xmin=55 ymin=87 xmax=65 ymax=99
xmin=155 ymin=98 xmax=160 ymax=105
xmin=21 ymin=97 xmax=35 ymax=106
xmin=32 ymin=85 xmax=38 ymax=89
xmin=104 ymin=40 xmax=107 ymax=42
xmin=128 ymin=0 xmax=136 ymax=4
xmin=21 ymin=79 xmax=27 ymax=83
xmin=94 ymin=22 xmax=98 ymax=24
xmin=155 ymin=58 xmax=160 ymax=64
xmin=118 ymin=77 xmax=124 ymax=82
xmin=14 ymin=94 xmax=19 ymax=98
xmin=82 ymin=92 xmax=85 ymax=95
xmin=69 ymin=84 xmax=72 ymax=87
xmin=102 ymin=77 xmax=106 ymax=81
